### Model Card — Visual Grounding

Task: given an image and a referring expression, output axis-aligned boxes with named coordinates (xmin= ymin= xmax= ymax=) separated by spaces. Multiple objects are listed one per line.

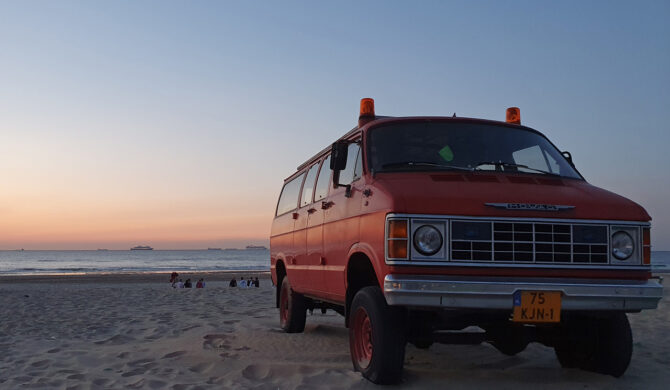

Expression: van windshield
xmin=368 ymin=122 xmax=581 ymax=179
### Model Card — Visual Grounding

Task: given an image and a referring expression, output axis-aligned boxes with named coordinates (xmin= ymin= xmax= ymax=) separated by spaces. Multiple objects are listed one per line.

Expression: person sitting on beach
xmin=239 ymin=277 xmax=247 ymax=288
xmin=254 ymin=277 xmax=259 ymax=288
xmin=169 ymin=271 xmax=179 ymax=284
xmin=247 ymin=277 xmax=252 ymax=287
xmin=184 ymin=279 xmax=192 ymax=288
xmin=229 ymin=277 xmax=237 ymax=287
xmin=196 ymin=278 xmax=204 ymax=288
xmin=178 ymin=279 xmax=184 ymax=288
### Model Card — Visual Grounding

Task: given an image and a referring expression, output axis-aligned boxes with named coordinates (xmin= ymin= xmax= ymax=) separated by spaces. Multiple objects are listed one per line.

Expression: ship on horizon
xmin=245 ymin=245 xmax=268 ymax=250
xmin=207 ymin=247 xmax=222 ymax=251
xmin=130 ymin=245 xmax=153 ymax=251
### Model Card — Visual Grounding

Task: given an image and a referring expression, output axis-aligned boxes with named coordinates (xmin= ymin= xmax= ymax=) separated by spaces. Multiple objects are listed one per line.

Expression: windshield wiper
xmin=475 ymin=161 xmax=561 ymax=177
xmin=382 ymin=161 xmax=474 ymax=171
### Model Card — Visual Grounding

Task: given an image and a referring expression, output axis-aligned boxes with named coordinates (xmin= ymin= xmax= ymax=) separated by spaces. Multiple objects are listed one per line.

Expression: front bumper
xmin=383 ymin=274 xmax=663 ymax=312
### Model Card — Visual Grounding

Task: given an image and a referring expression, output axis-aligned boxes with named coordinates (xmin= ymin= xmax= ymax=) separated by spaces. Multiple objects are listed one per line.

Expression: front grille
xmin=450 ymin=221 xmax=608 ymax=264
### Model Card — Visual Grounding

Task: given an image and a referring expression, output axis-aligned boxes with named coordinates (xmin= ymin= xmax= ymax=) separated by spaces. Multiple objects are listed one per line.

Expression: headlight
xmin=413 ymin=225 xmax=443 ymax=256
xmin=612 ymin=231 xmax=634 ymax=260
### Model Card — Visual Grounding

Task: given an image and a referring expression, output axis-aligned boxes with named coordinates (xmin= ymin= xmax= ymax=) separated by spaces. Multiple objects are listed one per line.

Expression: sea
xmin=0 ymin=249 xmax=668 ymax=276
xmin=0 ymin=249 xmax=270 ymax=276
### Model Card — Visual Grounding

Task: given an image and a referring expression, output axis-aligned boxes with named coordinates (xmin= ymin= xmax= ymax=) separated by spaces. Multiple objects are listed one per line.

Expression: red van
xmin=270 ymin=99 xmax=663 ymax=384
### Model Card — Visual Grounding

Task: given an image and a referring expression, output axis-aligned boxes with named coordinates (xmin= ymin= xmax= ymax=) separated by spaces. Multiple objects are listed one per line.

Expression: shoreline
xmin=0 ymin=270 xmax=271 ymax=284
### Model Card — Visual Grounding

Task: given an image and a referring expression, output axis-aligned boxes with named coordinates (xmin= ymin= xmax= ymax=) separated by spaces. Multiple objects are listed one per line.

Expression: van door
xmin=272 ymin=172 xmax=305 ymax=291
xmin=294 ymin=163 xmax=321 ymax=294
xmin=305 ymin=155 xmax=331 ymax=296
xmin=322 ymin=141 xmax=363 ymax=302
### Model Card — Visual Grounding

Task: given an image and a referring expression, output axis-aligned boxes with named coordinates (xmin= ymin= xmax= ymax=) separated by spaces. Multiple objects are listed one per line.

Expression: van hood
xmin=373 ymin=172 xmax=650 ymax=222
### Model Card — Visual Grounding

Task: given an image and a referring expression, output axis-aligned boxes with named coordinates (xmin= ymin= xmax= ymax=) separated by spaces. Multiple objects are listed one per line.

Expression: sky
xmin=1 ymin=1 xmax=669 ymax=250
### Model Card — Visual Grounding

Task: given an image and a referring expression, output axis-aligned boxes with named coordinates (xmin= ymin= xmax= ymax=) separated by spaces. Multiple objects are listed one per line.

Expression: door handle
xmin=307 ymin=208 xmax=317 ymax=214
xmin=321 ymin=201 xmax=334 ymax=210
xmin=292 ymin=212 xmax=299 ymax=220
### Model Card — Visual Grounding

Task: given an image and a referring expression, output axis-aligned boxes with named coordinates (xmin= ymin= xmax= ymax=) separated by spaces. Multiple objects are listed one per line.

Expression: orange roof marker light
xmin=506 ymin=107 xmax=521 ymax=124
xmin=358 ymin=98 xmax=376 ymax=127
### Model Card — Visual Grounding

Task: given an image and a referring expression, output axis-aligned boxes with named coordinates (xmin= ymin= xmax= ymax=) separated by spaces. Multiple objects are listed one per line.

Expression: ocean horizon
xmin=0 ymin=249 xmax=270 ymax=276
xmin=0 ymin=249 xmax=668 ymax=276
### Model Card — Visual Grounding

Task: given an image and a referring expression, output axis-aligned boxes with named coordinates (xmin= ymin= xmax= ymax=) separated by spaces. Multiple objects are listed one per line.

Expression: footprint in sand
xmin=241 ymin=364 xmax=271 ymax=381
xmin=219 ymin=352 xmax=239 ymax=360
xmin=189 ymin=362 xmax=215 ymax=374
xmin=56 ymin=369 xmax=79 ymax=375
xmin=162 ymin=350 xmax=187 ymax=359
xmin=95 ymin=334 xmax=135 ymax=345
xmin=30 ymin=359 xmax=50 ymax=368
xmin=46 ymin=348 xmax=61 ymax=353
xmin=147 ymin=379 xmax=167 ymax=389
xmin=203 ymin=334 xmax=235 ymax=350
xmin=122 ymin=368 xmax=147 ymax=377
xmin=92 ymin=378 xmax=109 ymax=387
xmin=126 ymin=378 xmax=145 ymax=388
xmin=206 ymin=376 xmax=227 ymax=385
xmin=128 ymin=358 xmax=154 ymax=367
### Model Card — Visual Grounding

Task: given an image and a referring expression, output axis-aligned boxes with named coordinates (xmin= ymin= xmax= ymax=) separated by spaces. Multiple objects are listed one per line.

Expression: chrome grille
xmin=450 ymin=221 xmax=608 ymax=264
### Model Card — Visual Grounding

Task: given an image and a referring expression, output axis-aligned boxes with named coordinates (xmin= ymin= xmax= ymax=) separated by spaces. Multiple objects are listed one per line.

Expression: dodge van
xmin=270 ymin=98 xmax=663 ymax=384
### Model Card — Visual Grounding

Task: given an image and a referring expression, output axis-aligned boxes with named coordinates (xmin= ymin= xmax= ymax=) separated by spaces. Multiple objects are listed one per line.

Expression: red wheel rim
xmin=280 ymin=286 xmax=289 ymax=326
xmin=352 ymin=307 xmax=373 ymax=369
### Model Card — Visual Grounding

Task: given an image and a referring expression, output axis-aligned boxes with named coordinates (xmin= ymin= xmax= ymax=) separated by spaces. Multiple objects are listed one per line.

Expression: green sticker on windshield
xmin=438 ymin=145 xmax=454 ymax=162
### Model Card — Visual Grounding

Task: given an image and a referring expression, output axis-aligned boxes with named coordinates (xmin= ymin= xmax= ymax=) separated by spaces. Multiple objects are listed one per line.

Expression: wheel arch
xmin=345 ymin=250 xmax=379 ymax=327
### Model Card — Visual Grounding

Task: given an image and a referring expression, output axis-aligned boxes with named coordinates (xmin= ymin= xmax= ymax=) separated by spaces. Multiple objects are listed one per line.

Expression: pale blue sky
xmin=1 ymin=1 xmax=669 ymax=249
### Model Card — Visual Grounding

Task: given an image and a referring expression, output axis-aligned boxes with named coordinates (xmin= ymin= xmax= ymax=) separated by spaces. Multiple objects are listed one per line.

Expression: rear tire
xmin=554 ymin=313 xmax=632 ymax=377
xmin=349 ymin=286 xmax=406 ymax=384
xmin=279 ymin=277 xmax=306 ymax=333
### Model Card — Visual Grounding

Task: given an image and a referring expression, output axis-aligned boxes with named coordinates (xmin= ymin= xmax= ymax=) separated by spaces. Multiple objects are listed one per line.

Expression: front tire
xmin=554 ymin=313 xmax=632 ymax=377
xmin=279 ymin=277 xmax=306 ymax=333
xmin=349 ymin=286 xmax=406 ymax=384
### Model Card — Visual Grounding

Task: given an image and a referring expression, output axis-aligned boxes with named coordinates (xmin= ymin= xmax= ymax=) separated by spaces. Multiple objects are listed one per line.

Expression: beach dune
xmin=0 ymin=273 xmax=668 ymax=389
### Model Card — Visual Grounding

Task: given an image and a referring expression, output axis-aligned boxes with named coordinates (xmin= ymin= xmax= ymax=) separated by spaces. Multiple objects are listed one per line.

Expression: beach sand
xmin=0 ymin=273 xmax=668 ymax=389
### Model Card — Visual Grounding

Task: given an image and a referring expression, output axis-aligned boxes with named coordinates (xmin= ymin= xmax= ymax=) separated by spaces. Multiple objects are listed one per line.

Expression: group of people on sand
xmin=229 ymin=276 xmax=259 ymax=288
xmin=169 ymin=272 xmax=205 ymax=289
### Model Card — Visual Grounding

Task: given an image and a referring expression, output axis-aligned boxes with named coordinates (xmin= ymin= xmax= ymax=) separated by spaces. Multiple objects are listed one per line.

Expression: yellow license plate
xmin=512 ymin=291 xmax=561 ymax=323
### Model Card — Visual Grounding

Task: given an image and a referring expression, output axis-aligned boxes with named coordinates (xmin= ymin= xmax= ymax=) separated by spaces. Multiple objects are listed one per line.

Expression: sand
xmin=0 ymin=272 xmax=668 ymax=389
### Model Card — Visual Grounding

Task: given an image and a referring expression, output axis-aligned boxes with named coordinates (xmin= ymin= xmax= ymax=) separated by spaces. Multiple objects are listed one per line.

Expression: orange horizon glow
xmin=1 ymin=189 xmax=275 ymax=250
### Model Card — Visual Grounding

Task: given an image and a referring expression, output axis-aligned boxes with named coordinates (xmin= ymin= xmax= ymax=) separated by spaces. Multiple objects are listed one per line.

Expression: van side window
xmin=338 ymin=142 xmax=361 ymax=186
xmin=314 ymin=155 xmax=331 ymax=201
xmin=276 ymin=172 xmax=305 ymax=216
xmin=300 ymin=164 xmax=320 ymax=207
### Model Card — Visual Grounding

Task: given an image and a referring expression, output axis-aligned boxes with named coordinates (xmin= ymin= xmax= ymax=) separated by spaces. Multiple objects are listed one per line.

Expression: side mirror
xmin=330 ymin=141 xmax=348 ymax=171
xmin=562 ymin=151 xmax=575 ymax=167
xmin=330 ymin=141 xmax=352 ymax=197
